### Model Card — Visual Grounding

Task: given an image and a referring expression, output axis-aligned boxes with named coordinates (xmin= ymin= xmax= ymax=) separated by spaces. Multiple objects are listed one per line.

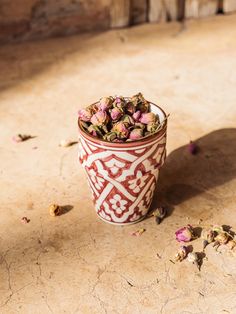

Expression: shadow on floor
xmin=151 ymin=128 xmax=236 ymax=217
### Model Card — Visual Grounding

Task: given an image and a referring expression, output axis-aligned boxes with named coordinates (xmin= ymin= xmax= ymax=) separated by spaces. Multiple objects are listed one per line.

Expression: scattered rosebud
xmin=132 ymin=110 xmax=141 ymax=121
xmin=227 ymin=239 xmax=236 ymax=250
xmin=112 ymin=122 xmax=130 ymax=139
xmin=201 ymin=229 xmax=215 ymax=250
xmin=188 ymin=141 xmax=198 ymax=155
xmin=98 ymin=96 xmax=113 ymax=111
xmin=91 ymin=110 xmax=109 ymax=126
xmin=175 ymin=225 xmax=194 ymax=242
xmin=131 ymin=228 xmax=146 ymax=236
xmin=21 ymin=217 xmax=30 ymax=224
xmin=59 ymin=139 xmax=78 ymax=147
xmin=48 ymin=204 xmax=60 ymax=217
xmin=187 ymin=252 xmax=200 ymax=270
xmin=174 ymin=246 xmax=188 ymax=262
xmin=78 ymin=108 xmax=93 ymax=122
xmin=152 ymin=207 xmax=166 ymax=224
xmin=129 ymin=128 xmax=143 ymax=140
xmin=139 ymin=112 xmax=157 ymax=124
xmin=214 ymin=232 xmax=229 ymax=245
xmin=110 ymin=107 xmax=123 ymax=121
xmin=12 ymin=134 xmax=34 ymax=143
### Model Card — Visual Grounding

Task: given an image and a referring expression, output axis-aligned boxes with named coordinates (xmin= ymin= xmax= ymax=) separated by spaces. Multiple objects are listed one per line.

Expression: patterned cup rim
xmin=78 ymin=101 xmax=167 ymax=148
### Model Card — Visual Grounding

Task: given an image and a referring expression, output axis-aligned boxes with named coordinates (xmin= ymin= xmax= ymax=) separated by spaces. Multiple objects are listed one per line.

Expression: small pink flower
xmin=78 ymin=108 xmax=92 ymax=122
xmin=132 ymin=110 xmax=141 ymax=121
xmin=110 ymin=107 xmax=123 ymax=121
xmin=139 ymin=112 xmax=157 ymax=124
xmin=112 ymin=122 xmax=129 ymax=139
xmin=91 ymin=111 xmax=109 ymax=126
xmin=98 ymin=97 xmax=113 ymax=111
xmin=129 ymin=128 xmax=143 ymax=140
xmin=175 ymin=225 xmax=194 ymax=242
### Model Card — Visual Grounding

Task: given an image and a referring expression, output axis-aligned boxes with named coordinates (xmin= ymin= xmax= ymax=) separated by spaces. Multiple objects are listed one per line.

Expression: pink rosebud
xmin=129 ymin=128 xmax=143 ymax=140
xmin=91 ymin=111 xmax=109 ymax=126
xmin=188 ymin=141 xmax=198 ymax=155
xmin=139 ymin=112 xmax=157 ymax=124
xmin=132 ymin=110 xmax=141 ymax=121
xmin=175 ymin=225 xmax=194 ymax=242
xmin=110 ymin=107 xmax=123 ymax=121
xmin=78 ymin=108 xmax=92 ymax=122
xmin=112 ymin=122 xmax=129 ymax=139
xmin=114 ymin=96 xmax=125 ymax=109
xmin=98 ymin=96 xmax=113 ymax=111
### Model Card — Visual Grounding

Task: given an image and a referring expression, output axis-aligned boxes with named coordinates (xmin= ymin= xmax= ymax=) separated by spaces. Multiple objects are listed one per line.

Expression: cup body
xmin=78 ymin=102 xmax=167 ymax=225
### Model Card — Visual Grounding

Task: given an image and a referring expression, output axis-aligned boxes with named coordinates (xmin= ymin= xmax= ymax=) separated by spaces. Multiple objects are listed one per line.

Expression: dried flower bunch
xmin=78 ymin=93 xmax=163 ymax=142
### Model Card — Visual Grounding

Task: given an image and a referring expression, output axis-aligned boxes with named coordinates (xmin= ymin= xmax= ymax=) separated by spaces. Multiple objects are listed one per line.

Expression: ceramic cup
xmin=78 ymin=102 xmax=167 ymax=225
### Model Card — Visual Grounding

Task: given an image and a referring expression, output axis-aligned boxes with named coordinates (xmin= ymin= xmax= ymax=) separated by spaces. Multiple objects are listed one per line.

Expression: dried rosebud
xmin=175 ymin=225 xmax=194 ymax=242
xmin=88 ymin=125 xmax=103 ymax=137
xmin=139 ymin=112 xmax=157 ymax=124
xmin=214 ymin=232 xmax=229 ymax=245
xmin=201 ymin=228 xmax=215 ymax=250
xmin=152 ymin=207 xmax=166 ymax=224
xmin=126 ymin=102 xmax=135 ymax=114
xmin=132 ymin=110 xmax=141 ymax=121
xmin=12 ymin=134 xmax=33 ymax=143
xmin=49 ymin=204 xmax=60 ymax=217
xmin=21 ymin=217 xmax=30 ymax=224
xmin=129 ymin=128 xmax=143 ymax=140
xmin=137 ymin=100 xmax=150 ymax=113
xmin=110 ymin=107 xmax=123 ymax=121
xmin=91 ymin=111 xmax=109 ymax=126
xmin=174 ymin=246 xmax=188 ymax=262
xmin=78 ymin=108 xmax=93 ymax=122
xmin=113 ymin=96 xmax=126 ymax=109
xmin=187 ymin=252 xmax=200 ymax=270
xmin=121 ymin=114 xmax=135 ymax=126
xmin=130 ymin=92 xmax=145 ymax=106
xmin=131 ymin=228 xmax=146 ymax=236
xmin=227 ymin=240 xmax=236 ymax=250
xmin=103 ymin=132 xmax=117 ymax=142
xmin=147 ymin=122 xmax=160 ymax=133
xmin=188 ymin=141 xmax=198 ymax=155
xmin=98 ymin=96 xmax=113 ymax=111
xmin=112 ymin=122 xmax=129 ymax=139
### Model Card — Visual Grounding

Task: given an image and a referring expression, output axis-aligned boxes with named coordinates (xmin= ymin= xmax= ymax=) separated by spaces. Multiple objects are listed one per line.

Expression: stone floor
xmin=0 ymin=14 xmax=236 ymax=314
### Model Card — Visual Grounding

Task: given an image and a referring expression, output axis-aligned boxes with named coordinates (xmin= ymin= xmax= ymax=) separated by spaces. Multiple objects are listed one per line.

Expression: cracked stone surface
xmin=0 ymin=14 xmax=236 ymax=314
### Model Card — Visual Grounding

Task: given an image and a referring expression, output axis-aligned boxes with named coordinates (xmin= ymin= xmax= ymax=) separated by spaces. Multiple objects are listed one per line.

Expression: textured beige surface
xmin=0 ymin=14 xmax=236 ymax=314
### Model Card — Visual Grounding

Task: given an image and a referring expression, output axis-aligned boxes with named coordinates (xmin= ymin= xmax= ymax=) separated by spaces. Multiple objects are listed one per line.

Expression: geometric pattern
xmin=78 ymin=127 xmax=167 ymax=225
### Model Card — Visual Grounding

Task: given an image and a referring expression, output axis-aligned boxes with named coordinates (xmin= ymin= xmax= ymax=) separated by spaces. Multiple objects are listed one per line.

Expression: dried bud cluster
xmin=78 ymin=93 xmax=163 ymax=142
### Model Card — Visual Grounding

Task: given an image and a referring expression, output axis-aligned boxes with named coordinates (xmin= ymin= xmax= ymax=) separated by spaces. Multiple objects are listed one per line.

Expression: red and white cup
xmin=78 ymin=102 xmax=167 ymax=225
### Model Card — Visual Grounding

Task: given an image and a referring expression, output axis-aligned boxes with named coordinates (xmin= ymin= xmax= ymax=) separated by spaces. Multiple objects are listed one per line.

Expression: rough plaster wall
xmin=0 ymin=0 xmax=111 ymax=43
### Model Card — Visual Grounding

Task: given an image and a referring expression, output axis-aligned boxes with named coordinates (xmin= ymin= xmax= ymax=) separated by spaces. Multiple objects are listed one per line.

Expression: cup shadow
xmin=150 ymin=128 xmax=236 ymax=218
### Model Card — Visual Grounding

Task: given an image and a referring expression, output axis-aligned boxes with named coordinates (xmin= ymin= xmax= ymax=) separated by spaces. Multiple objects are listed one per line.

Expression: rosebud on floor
xmin=175 ymin=225 xmax=194 ymax=242
xmin=12 ymin=134 xmax=34 ymax=143
xmin=21 ymin=217 xmax=30 ymax=224
xmin=188 ymin=141 xmax=198 ymax=155
xmin=174 ymin=246 xmax=188 ymax=262
xmin=201 ymin=228 xmax=215 ymax=250
xmin=187 ymin=252 xmax=200 ymax=270
xmin=227 ymin=240 xmax=236 ymax=250
xmin=48 ymin=204 xmax=60 ymax=217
